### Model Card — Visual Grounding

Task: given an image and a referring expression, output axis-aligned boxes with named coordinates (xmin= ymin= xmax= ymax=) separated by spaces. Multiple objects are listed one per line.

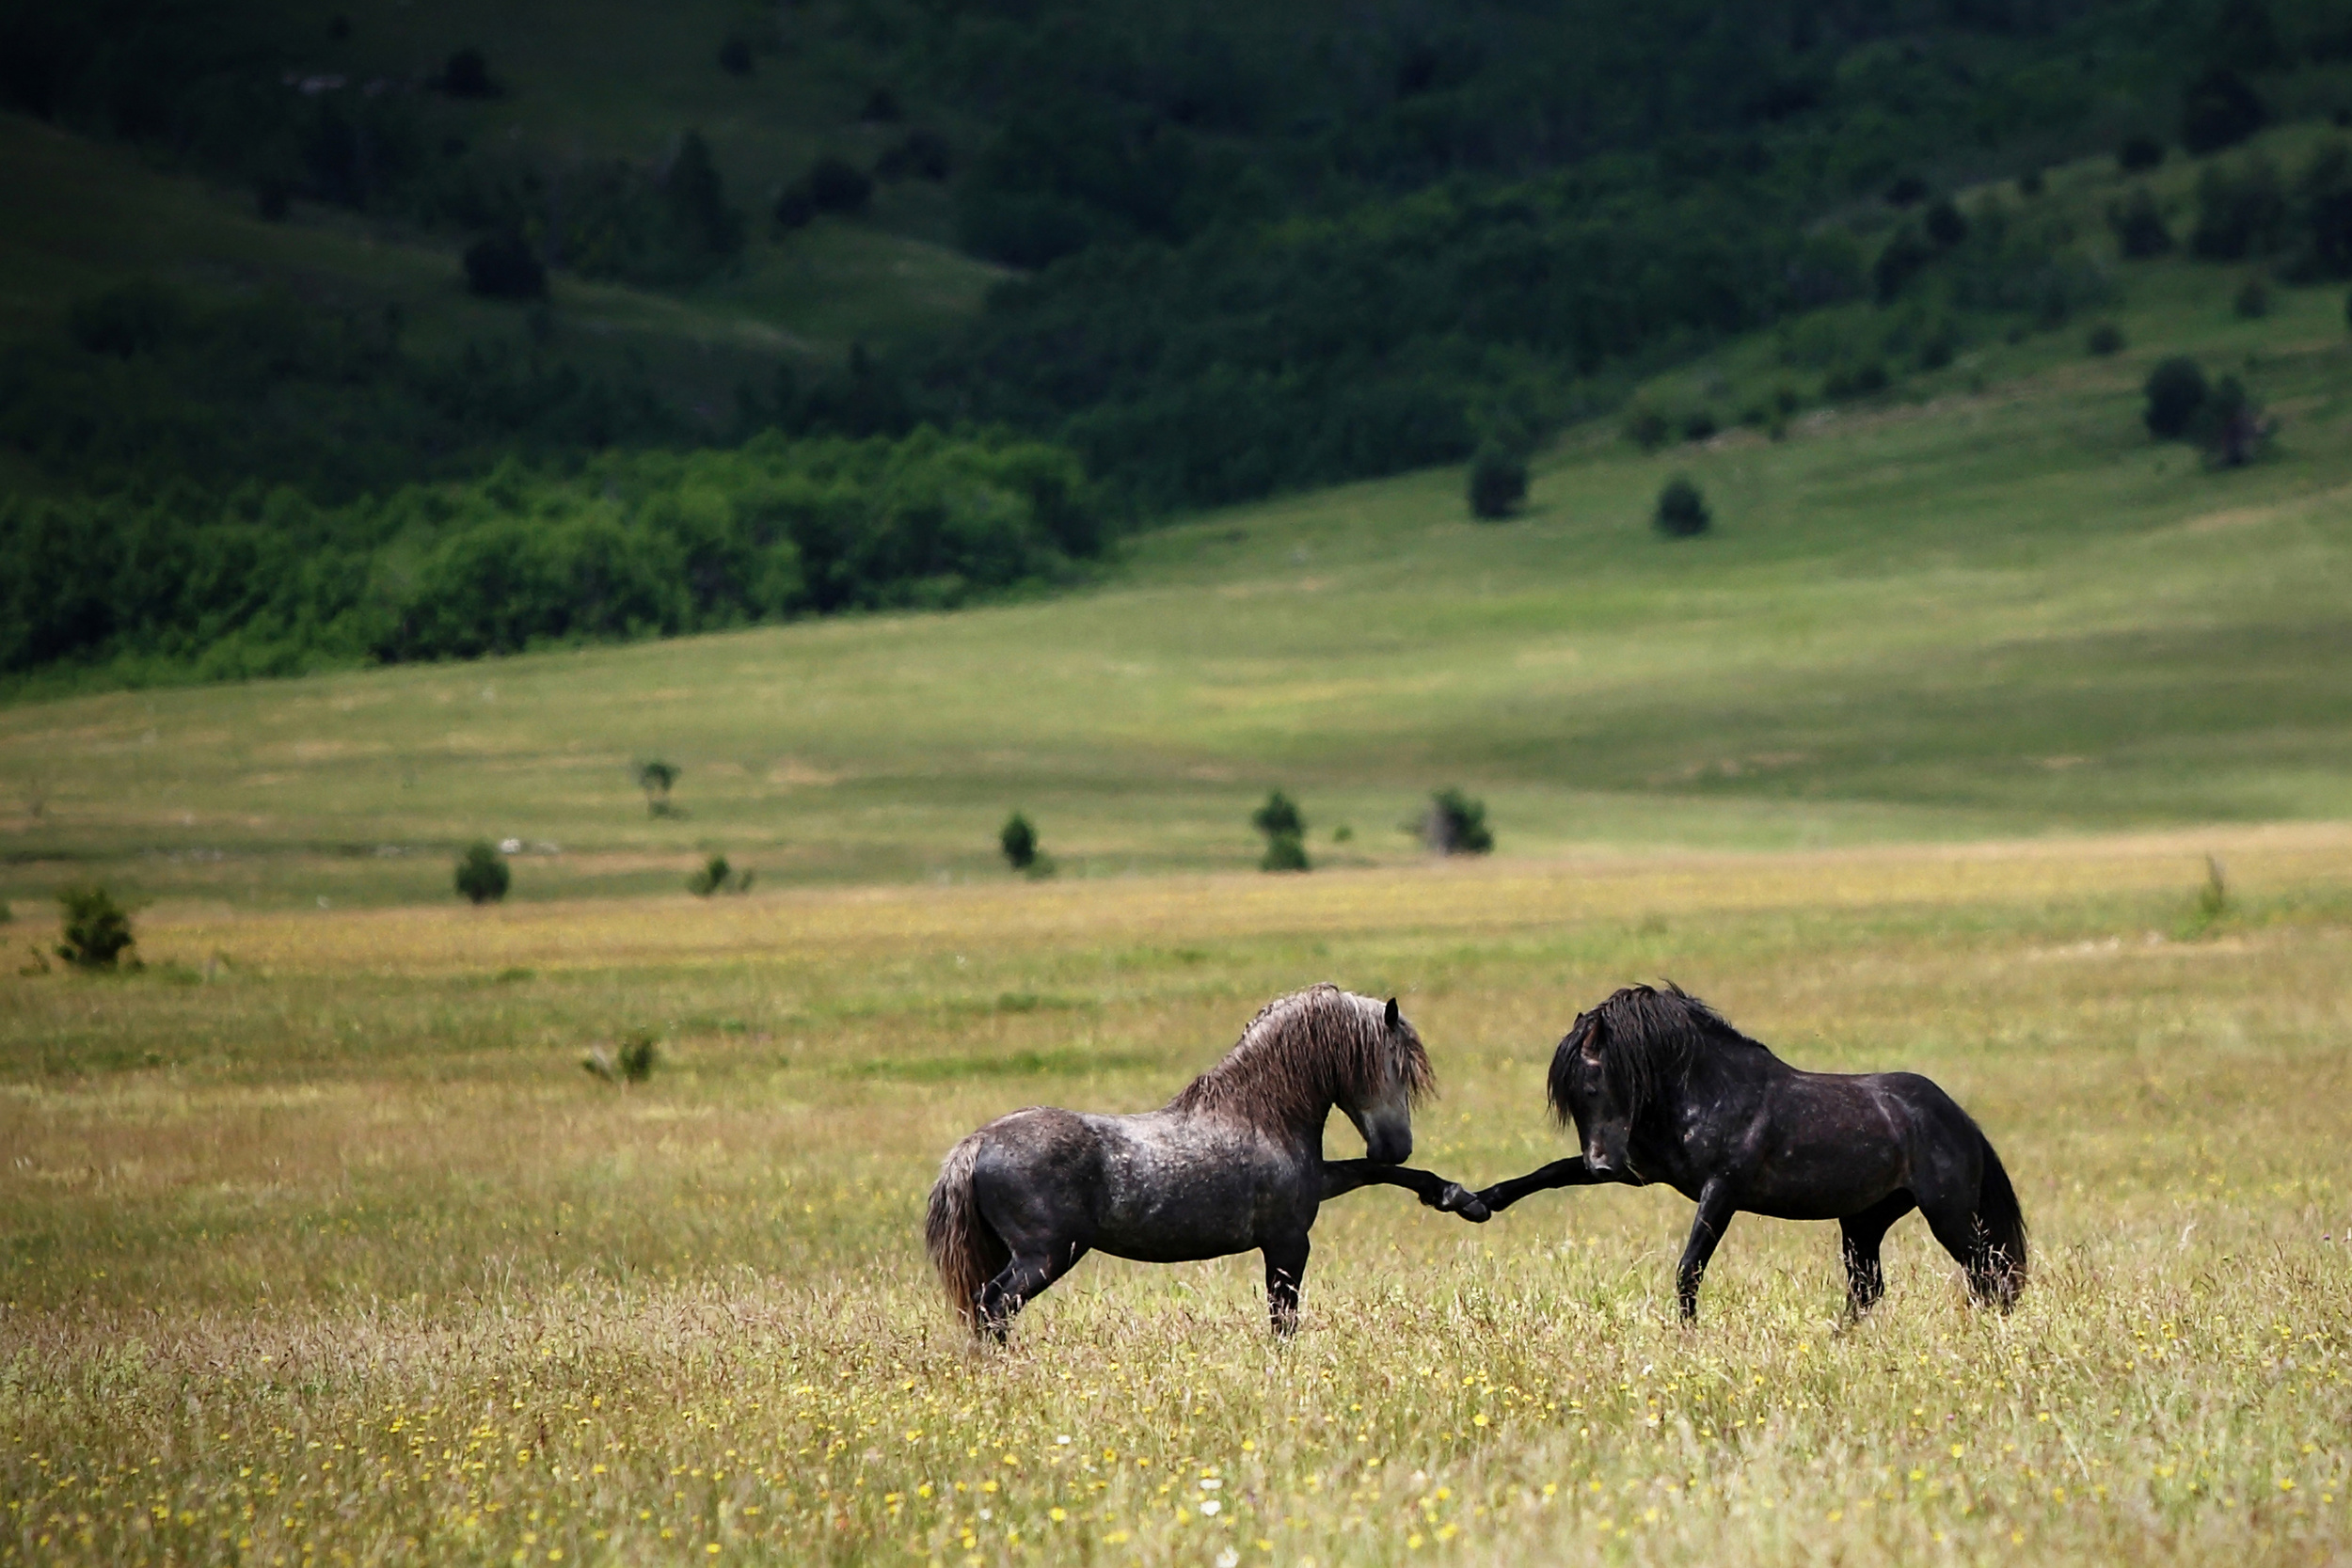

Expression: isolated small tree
xmin=636 ymin=759 xmax=680 ymax=816
xmin=1252 ymin=790 xmax=1310 ymax=873
xmin=2233 ymin=275 xmax=2271 ymax=318
xmin=1923 ymin=198 xmax=1968 ymax=249
xmin=717 ymin=36 xmax=754 ymax=75
xmin=454 ymin=841 xmax=511 ymax=905
xmin=1000 ymin=812 xmax=1038 ymax=871
xmin=1655 ymin=476 xmax=1711 ymax=538
xmin=463 ymin=232 xmax=546 ymax=301
xmin=2085 ymin=322 xmax=2126 ymax=356
xmin=56 ymin=885 xmax=135 ymax=969
xmin=688 ymin=854 xmax=751 ymax=895
xmin=2193 ymin=374 xmax=2267 ymax=466
xmin=2118 ymin=133 xmax=2166 ymax=173
xmin=1468 ymin=443 xmax=1528 ymax=518
xmin=2143 ymin=356 xmax=2209 ymax=438
xmin=1422 ymin=789 xmax=1493 ymax=856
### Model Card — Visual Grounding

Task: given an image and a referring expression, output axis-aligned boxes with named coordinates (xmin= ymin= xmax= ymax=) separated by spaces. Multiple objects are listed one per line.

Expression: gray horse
xmin=926 ymin=983 xmax=1490 ymax=1339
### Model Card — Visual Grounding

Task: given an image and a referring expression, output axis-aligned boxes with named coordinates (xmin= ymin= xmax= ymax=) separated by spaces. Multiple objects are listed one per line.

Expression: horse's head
xmin=1340 ymin=996 xmax=1434 ymax=1164
xmin=1548 ymin=1008 xmax=1639 ymax=1179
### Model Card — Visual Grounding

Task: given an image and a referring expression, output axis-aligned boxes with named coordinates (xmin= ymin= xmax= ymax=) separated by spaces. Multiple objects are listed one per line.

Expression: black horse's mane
xmin=1546 ymin=982 xmax=1774 ymax=1125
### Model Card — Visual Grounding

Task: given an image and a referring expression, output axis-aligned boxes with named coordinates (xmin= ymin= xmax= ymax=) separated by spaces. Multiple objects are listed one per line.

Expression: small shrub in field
xmin=56 ymin=885 xmax=135 ymax=969
xmin=2119 ymin=134 xmax=2165 ymax=172
xmin=2143 ymin=356 xmax=2208 ymax=438
xmin=1923 ymin=198 xmax=1968 ymax=249
xmin=2233 ymin=275 xmax=2271 ymax=318
xmin=2018 ymin=166 xmax=2045 ymax=197
xmin=1680 ymin=408 xmax=1718 ymax=442
xmin=1623 ymin=404 xmax=1671 ymax=451
xmin=687 ymin=854 xmax=752 ymax=895
xmin=717 ymin=37 xmax=754 ymax=76
xmin=454 ymin=841 xmax=511 ymax=905
xmin=1422 ymin=788 xmax=1493 ymax=855
xmin=1000 ymin=812 xmax=1038 ymax=871
xmin=584 ymin=1030 xmax=660 ymax=1085
xmin=2086 ymin=322 xmax=2126 ymax=356
xmin=1467 ymin=444 xmax=1528 ymax=518
xmin=2193 ymin=374 xmax=2268 ymax=466
xmin=463 ymin=233 xmax=546 ymax=301
xmin=1655 ymin=476 xmax=1710 ymax=538
xmin=1252 ymin=791 xmax=1310 ymax=872
xmin=636 ymin=760 xmax=680 ymax=816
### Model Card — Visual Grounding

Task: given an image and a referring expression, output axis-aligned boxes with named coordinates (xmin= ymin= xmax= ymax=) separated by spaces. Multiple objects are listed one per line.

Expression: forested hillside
xmin=3 ymin=0 xmax=2351 ymax=689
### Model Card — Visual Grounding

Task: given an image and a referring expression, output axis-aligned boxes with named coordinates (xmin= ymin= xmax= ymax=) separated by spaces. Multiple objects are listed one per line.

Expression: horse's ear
xmin=1581 ymin=1016 xmax=1605 ymax=1060
xmin=1384 ymin=996 xmax=1400 ymax=1030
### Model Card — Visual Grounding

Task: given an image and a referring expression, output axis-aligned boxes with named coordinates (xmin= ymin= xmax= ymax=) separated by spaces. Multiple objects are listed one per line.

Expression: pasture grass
xmin=4 ymin=833 xmax=2348 ymax=1564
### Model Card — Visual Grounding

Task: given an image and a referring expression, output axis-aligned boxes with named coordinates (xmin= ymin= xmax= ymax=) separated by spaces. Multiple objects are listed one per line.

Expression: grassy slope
xmin=2 ymin=212 xmax=2348 ymax=908
xmin=0 ymin=102 xmax=999 ymax=482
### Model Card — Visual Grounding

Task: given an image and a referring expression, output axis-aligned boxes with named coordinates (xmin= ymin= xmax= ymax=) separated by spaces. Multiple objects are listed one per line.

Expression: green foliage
xmin=1252 ymin=790 xmax=1309 ymax=873
xmin=999 ymin=812 xmax=1038 ymax=872
xmin=2108 ymin=188 xmax=2173 ymax=258
xmin=2086 ymin=322 xmax=2126 ymax=356
xmin=0 ymin=428 xmax=1103 ymax=681
xmin=2143 ymin=356 xmax=2210 ymax=439
xmin=1655 ymin=475 xmax=1711 ymax=538
xmin=2181 ymin=68 xmax=2267 ymax=156
xmin=1422 ymin=788 xmax=1492 ymax=856
xmin=1468 ymin=445 xmax=1528 ymax=519
xmin=2234 ymin=275 xmax=2272 ymax=318
xmin=2192 ymin=374 xmax=2268 ymax=467
xmin=2192 ymin=154 xmax=2290 ymax=260
xmin=454 ymin=841 xmax=511 ymax=905
xmin=583 ymin=1029 xmax=659 ymax=1084
xmin=55 ymin=884 xmax=135 ymax=969
xmin=636 ymin=762 xmax=680 ymax=817
xmin=687 ymin=854 xmax=752 ymax=895
xmin=1259 ymin=832 xmax=1310 ymax=872
xmin=2118 ymin=134 xmax=2166 ymax=173
xmin=3 ymin=277 xmax=686 ymax=504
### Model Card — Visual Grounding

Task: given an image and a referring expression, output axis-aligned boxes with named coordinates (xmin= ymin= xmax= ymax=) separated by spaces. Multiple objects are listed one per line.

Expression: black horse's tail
xmin=1973 ymin=1130 xmax=2029 ymax=1310
xmin=925 ymin=1132 xmax=1009 ymax=1335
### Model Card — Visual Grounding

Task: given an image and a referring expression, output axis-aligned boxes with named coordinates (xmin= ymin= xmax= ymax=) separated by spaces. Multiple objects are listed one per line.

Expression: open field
xmin=5 ymin=833 xmax=2350 ymax=1564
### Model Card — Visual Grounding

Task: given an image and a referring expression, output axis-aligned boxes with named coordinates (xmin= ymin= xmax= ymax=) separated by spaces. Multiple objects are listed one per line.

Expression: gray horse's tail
xmin=926 ymin=1132 xmax=1008 ymax=1333
xmin=1973 ymin=1130 xmax=2028 ymax=1309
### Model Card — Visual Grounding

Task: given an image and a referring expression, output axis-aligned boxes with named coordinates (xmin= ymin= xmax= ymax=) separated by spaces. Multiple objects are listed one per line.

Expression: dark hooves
xmin=1439 ymin=1183 xmax=1491 ymax=1223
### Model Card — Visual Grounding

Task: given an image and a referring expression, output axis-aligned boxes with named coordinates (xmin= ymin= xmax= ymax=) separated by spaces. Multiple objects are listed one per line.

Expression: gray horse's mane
xmin=1547 ymin=981 xmax=1772 ymax=1125
xmin=1170 ymin=983 xmax=1434 ymax=1129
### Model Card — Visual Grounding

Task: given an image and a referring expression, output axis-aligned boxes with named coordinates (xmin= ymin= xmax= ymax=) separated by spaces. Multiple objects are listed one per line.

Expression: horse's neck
xmin=1177 ymin=1048 xmax=1334 ymax=1136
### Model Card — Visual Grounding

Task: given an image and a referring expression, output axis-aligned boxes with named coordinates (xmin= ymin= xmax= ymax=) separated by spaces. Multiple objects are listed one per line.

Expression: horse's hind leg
xmin=1838 ymin=1193 xmax=1915 ymax=1320
xmin=977 ymin=1243 xmax=1089 ymax=1344
xmin=1263 ymin=1232 xmax=1311 ymax=1338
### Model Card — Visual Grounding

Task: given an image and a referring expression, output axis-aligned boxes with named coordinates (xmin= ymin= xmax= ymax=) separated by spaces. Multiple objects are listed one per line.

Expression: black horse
xmin=927 ymin=984 xmax=1490 ymax=1341
xmin=1478 ymin=984 xmax=2026 ymax=1323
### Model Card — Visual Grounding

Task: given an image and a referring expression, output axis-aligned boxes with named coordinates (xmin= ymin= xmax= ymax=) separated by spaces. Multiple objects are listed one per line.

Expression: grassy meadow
xmin=5 ymin=833 xmax=2350 ymax=1565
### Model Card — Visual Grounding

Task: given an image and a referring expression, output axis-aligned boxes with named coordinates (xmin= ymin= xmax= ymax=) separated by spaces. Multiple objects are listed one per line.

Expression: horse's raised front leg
xmin=1676 ymin=1180 xmax=1739 ymax=1324
xmin=1263 ymin=1232 xmax=1311 ymax=1338
xmin=1322 ymin=1160 xmax=1490 ymax=1220
xmin=1475 ymin=1156 xmax=1607 ymax=1214
xmin=977 ymin=1243 xmax=1089 ymax=1344
xmin=1837 ymin=1192 xmax=1915 ymax=1321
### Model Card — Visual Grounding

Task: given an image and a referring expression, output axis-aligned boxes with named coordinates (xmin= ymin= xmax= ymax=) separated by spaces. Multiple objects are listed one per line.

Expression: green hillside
xmin=3 ymin=248 xmax=2346 ymax=909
